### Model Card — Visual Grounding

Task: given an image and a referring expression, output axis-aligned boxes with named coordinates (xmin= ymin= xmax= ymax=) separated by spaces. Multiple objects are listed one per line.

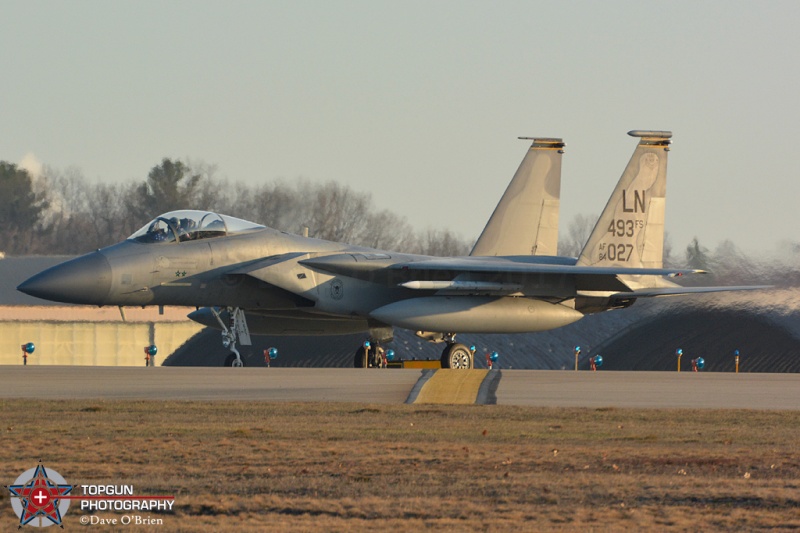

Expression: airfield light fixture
xmin=143 ymin=345 xmax=157 ymax=367
xmin=20 ymin=342 xmax=35 ymax=366
xmin=676 ymin=348 xmax=683 ymax=372
xmin=734 ymin=349 xmax=740 ymax=373
xmin=386 ymin=349 xmax=395 ymax=362
xmin=574 ymin=346 xmax=581 ymax=371
xmin=268 ymin=347 xmax=278 ymax=360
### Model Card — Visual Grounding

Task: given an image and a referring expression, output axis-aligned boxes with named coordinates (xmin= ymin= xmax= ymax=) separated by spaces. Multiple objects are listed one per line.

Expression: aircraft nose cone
xmin=17 ymin=251 xmax=113 ymax=305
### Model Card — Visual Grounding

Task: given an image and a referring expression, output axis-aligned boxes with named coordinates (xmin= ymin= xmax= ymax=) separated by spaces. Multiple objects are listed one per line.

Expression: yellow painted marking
xmin=401 ymin=360 xmax=441 ymax=369
xmin=413 ymin=369 xmax=489 ymax=405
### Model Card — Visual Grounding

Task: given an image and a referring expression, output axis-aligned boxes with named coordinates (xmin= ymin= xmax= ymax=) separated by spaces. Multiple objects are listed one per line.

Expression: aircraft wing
xmin=385 ymin=257 xmax=703 ymax=278
xmin=226 ymin=252 xmax=310 ymax=275
xmin=222 ymin=252 xmax=318 ymax=308
xmin=300 ymin=254 xmax=703 ymax=296
xmin=610 ymin=285 xmax=772 ymax=298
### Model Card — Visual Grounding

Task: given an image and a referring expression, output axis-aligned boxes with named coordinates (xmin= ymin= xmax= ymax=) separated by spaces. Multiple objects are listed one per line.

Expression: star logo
xmin=174 ymin=270 xmax=187 ymax=278
xmin=7 ymin=462 xmax=73 ymax=528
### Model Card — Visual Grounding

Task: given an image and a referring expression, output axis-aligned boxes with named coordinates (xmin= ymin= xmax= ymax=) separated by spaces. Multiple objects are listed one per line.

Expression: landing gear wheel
xmin=224 ymin=353 xmax=245 ymax=367
xmin=354 ymin=345 xmax=385 ymax=368
xmin=370 ymin=346 xmax=384 ymax=368
xmin=441 ymin=343 xmax=473 ymax=369
xmin=354 ymin=346 xmax=368 ymax=368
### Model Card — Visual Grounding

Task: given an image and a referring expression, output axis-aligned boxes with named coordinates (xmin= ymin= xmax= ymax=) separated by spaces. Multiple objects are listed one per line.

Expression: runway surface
xmin=2 ymin=366 xmax=799 ymax=409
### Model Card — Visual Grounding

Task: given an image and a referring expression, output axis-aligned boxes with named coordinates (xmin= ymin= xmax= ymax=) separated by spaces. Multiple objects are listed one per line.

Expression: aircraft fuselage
xmin=19 ymin=224 xmax=589 ymax=335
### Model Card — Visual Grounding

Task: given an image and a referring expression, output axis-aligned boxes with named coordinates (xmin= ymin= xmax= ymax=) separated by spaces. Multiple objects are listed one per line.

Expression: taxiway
xmin=1 ymin=366 xmax=798 ymax=409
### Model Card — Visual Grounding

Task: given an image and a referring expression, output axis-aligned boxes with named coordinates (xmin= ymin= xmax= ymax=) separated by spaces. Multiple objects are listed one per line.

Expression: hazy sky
xmin=3 ymin=1 xmax=799 ymax=255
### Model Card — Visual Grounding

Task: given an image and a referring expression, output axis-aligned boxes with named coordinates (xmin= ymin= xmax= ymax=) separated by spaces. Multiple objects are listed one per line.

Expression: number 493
xmin=607 ymin=219 xmax=642 ymax=237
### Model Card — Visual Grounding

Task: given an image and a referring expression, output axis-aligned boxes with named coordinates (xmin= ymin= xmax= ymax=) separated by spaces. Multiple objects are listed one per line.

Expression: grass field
xmin=1 ymin=400 xmax=798 ymax=531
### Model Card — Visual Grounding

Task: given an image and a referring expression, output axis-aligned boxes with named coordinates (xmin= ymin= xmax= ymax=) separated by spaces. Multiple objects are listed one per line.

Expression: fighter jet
xmin=17 ymin=131 xmax=762 ymax=368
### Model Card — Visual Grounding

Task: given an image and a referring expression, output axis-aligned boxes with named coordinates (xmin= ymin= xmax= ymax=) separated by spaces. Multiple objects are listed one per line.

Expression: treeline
xmin=2 ymin=157 xmax=798 ymax=286
xmin=0 ymin=158 xmax=472 ymax=256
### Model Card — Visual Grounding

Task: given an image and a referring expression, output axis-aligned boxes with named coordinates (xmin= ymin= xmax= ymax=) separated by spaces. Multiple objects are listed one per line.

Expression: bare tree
xmin=359 ymin=210 xmax=417 ymax=252
xmin=559 ymin=213 xmax=598 ymax=257
xmin=685 ymin=237 xmax=712 ymax=271
xmin=185 ymin=159 xmax=225 ymax=213
xmin=244 ymin=181 xmax=307 ymax=233
xmin=414 ymin=228 xmax=471 ymax=256
xmin=9 ymin=160 xmax=475 ymax=256
xmin=710 ymin=239 xmax=759 ymax=284
xmin=662 ymin=231 xmax=674 ymax=267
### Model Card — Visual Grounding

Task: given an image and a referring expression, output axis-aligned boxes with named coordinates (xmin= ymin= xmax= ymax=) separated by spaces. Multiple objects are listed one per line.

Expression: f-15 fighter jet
xmin=18 ymin=131 xmax=762 ymax=368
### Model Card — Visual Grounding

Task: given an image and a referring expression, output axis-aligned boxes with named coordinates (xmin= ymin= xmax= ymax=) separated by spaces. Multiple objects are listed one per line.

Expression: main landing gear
xmin=440 ymin=335 xmax=474 ymax=369
xmin=212 ymin=307 xmax=252 ymax=367
xmin=354 ymin=340 xmax=386 ymax=368
xmin=354 ymin=331 xmax=476 ymax=369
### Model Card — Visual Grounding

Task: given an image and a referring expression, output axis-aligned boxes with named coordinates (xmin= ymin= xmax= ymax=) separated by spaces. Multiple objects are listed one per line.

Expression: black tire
xmin=370 ymin=347 xmax=384 ymax=368
xmin=224 ymin=353 xmax=245 ymax=367
xmin=440 ymin=346 xmax=451 ymax=368
xmin=354 ymin=346 xmax=368 ymax=368
xmin=442 ymin=343 xmax=473 ymax=369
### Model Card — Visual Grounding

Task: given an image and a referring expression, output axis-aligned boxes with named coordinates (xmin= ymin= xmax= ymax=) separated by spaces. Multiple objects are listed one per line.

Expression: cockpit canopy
xmin=129 ymin=210 xmax=265 ymax=244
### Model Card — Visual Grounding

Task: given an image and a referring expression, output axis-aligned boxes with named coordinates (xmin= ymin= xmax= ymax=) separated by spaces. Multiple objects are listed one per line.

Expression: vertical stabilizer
xmin=577 ymin=131 xmax=671 ymax=271
xmin=470 ymin=138 xmax=564 ymax=257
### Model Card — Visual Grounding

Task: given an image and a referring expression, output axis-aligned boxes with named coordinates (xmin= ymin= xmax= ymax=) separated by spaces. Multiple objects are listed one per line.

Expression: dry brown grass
xmin=1 ymin=401 xmax=798 ymax=531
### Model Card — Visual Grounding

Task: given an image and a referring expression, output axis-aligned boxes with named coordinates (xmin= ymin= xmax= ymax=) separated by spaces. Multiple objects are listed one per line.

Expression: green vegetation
xmin=0 ymin=162 xmax=49 ymax=254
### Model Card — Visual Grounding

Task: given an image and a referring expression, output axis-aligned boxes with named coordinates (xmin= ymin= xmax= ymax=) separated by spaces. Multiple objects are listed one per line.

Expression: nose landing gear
xmin=212 ymin=307 xmax=252 ymax=367
xmin=224 ymin=353 xmax=245 ymax=367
